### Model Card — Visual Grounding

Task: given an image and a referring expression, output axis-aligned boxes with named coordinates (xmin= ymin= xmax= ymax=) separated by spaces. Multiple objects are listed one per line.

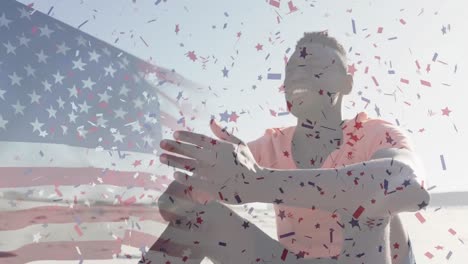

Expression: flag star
xmin=98 ymin=90 xmax=111 ymax=103
xmin=77 ymin=126 xmax=88 ymax=139
xmin=30 ymin=118 xmax=44 ymax=133
xmin=56 ymin=42 xmax=71 ymax=55
xmin=61 ymin=125 xmax=68 ymax=135
xmin=114 ymin=107 xmax=127 ymax=119
xmin=18 ymin=34 xmax=31 ymax=47
xmin=82 ymin=77 xmax=96 ymax=90
xmin=3 ymin=41 xmax=17 ymax=54
xmin=70 ymin=102 xmax=78 ymax=112
xmin=150 ymin=174 xmax=157 ymax=182
xmin=133 ymin=97 xmax=144 ymax=109
xmin=0 ymin=115 xmax=8 ymax=130
xmin=9 ymin=72 xmax=23 ymax=86
xmin=112 ymin=131 xmax=126 ymax=143
xmin=24 ymin=64 xmax=36 ymax=77
xmin=96 ymin=116 xmax=108 ymax=127
xmin=38 ymin=24 xmax=54 ymax=38
xmin=144 ymin=113 xmax=158 ymax=124
xmin=128 ymin=121 xmax=142 ymax=132
xmin=28 ymin=90 xmax=41 ymax=104
xmin=56 ymin=97 xmax=65 ymax=109
xmin=42 ymin=80 xmax=52 ymax=92
xmin=32 ymin=232 xmax=42 ymax=243
xmin=88 ymin=50 xmax=101 ymax=62
xmin=76 ymin=35 xmax=87 ymax=46
xmin=142 ymin=135 xmax=154 ymax=146
xmin=12 ymin=101 xmax=25 ymax=115
xmin=104 ymin=64 xmax=116 ymax=77
xmin=78 ymin=101 xmax=92 ymax=113
xmin=67 ymin=85 xmax=78 ymax=98
xmin=0 ymin=13 xmax=12 ymax=29
xmin=119 ymin=84 xmax=129 ymax=96
xmin=121 ymin=57 xmax=129 ymax=66
xmin=72 ymin=58 xmax=87 ymax=71
xmin=68 ymin=111 xmax=78 ymax=123
xmin=39 ymin=129 xmax=48 ymax=138
xmin=46 ymin=105 xmax=57 ymax=118
xmin=18 ymin=7 xmax=32 ymax=20
xmin=53 ymin=71 xmax=65 ymax=84
xmin=0 ymin=88 xmax=5 ymax=100
xmin=36 ymin=50 xmax=48 ymax=63
xmin=101 ymin=47 xmax=111 ymax=56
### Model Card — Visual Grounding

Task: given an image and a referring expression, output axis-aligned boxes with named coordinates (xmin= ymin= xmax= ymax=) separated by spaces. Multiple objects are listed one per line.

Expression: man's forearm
xmin=251 ymin=158 xmax=430 ymax=217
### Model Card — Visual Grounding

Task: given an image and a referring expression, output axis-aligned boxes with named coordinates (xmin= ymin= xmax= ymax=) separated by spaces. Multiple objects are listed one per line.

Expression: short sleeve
xmin=365 ymin=120 xmax=415 ymax=159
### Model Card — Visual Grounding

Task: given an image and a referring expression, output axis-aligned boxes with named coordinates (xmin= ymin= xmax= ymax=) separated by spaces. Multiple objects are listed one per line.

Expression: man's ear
xmin=344 ymin=74 xmax=353 ymax=95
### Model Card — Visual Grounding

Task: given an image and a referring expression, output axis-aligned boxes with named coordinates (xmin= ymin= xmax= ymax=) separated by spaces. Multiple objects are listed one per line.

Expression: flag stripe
xmin=0 ymin=167 xmax=171 ymax=189
xmin=0 ymin=205 xmax=168 ymax=231
xmin=0 ymin=142 xmax=160 ymax=173
xmin=0 ymin=221 xmax=164 ymax=251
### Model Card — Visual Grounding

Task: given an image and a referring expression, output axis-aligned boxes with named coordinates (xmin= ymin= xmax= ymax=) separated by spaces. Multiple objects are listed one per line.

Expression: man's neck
xmin=295 ymin=110 xmax=344 ymax=136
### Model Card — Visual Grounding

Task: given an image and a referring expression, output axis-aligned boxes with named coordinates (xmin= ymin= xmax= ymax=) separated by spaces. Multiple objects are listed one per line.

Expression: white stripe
xmin=0 ymin=185 xmax=164 ymax=207
xmin=0 ymin=142 xmax=172 ymax=174
xmin=0 ymin=220 xmax=167 ymax=251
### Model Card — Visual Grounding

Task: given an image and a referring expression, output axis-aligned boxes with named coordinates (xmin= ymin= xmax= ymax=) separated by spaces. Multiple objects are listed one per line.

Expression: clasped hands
xmin=159 ymin=119 xmax=264 ymax=205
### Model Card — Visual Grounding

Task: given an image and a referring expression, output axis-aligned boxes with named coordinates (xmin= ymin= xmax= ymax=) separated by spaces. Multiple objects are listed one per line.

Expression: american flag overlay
xmin=0 ymin=0 xmax=199 ymax=262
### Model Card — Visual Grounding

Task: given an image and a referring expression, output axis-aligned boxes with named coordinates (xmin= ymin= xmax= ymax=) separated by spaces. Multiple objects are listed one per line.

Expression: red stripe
xmin=0 ymin=230 xmax=204 ymax=263
xmin=0 ymin=167 xmax=172 ymax=189
xmin=0 ymin=205 xmax=173 ymax=231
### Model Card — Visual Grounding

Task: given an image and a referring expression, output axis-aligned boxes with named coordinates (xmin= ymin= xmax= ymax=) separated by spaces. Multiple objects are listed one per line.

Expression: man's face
xmin=284 ymin=43 xmax=350 ymax=118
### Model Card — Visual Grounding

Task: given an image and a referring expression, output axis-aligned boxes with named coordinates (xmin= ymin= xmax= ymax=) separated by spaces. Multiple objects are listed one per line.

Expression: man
xmin=143 ymin=31 xmax=428 ymax=263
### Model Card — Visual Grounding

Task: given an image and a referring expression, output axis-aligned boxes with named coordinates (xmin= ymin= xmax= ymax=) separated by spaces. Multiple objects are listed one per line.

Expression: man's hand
xmin=159 ymin=119 xmax=264 ymax=205
xmin=158 ymin=180 xmax=199 ymax=222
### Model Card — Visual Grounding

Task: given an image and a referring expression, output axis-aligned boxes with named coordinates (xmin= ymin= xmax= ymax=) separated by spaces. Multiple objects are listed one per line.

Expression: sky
xmin=15 ymin=0 xmax=468 ymax=193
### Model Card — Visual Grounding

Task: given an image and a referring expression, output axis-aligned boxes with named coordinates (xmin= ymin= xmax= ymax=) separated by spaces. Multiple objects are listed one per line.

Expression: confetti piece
xmin=361 ymin=97 xmax=370 ymax=104
xmin=218 ymin=241 xmax=227 ymax=246
xmin=415 ymin=212 xmax=426 ymax=223
xmin=446 ymin=251 xmax=453 ymax=260
xmin=267 ymin=73 xmax=282 ymax=80
xmin=377 ymin=27 xmax=383 ymax=33
xmin=234 ymin=194 xmax=242 ymax=203
xmin=281 ymin=249 xmax=288 ymax=260
xmin=269 ymin=0 xmax=280 ymax=8
xmin=74 ymin=224 xmax=83 ymax=236
xmin=353 ymin=206 xmax=365 ymax=219
xmin=352 ymin=19 xmax=357 ymax=34
xmin=77 ymin=20 xmax=88 ymax=29
xmin=140 ymin=36 xmax=149 ymax=47
xmin=278 ymin=112 xmax=289 ymax=116
xmin=387 ymin=36 xmax=398 ymax=40
xmin=420 ymin=80 xmax=431 ymax=87
xmin=448 ymin=228 xmax=457 ymax=235
xmin=440 ymin=155 xmax=447 ymax=170
xmin=279 ymin=232 xmax=295 ymax=239
xmin=424 ymin=252 xmax=434 ymax=259
xmin=432 ymin=52 xmax=438 ymax=62
xmin=47 ymin=6 xmax=54 ymax=15
xmin=399 ymin=18 xmax=406 ymax=25
xmin=371 ymin=76 xmax=379 ymax=86
xmin=415 ymin=60 xmax=421 ymax=70
xmin=400 ymin=78 xmax=409 ymax=84
xmin=123 ymin=196 xmax=136 ymax=205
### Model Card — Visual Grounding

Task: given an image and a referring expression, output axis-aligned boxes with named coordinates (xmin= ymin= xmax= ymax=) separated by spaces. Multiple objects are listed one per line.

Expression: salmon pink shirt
xmin=246 ymin=111 xmax=414 ymax=258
